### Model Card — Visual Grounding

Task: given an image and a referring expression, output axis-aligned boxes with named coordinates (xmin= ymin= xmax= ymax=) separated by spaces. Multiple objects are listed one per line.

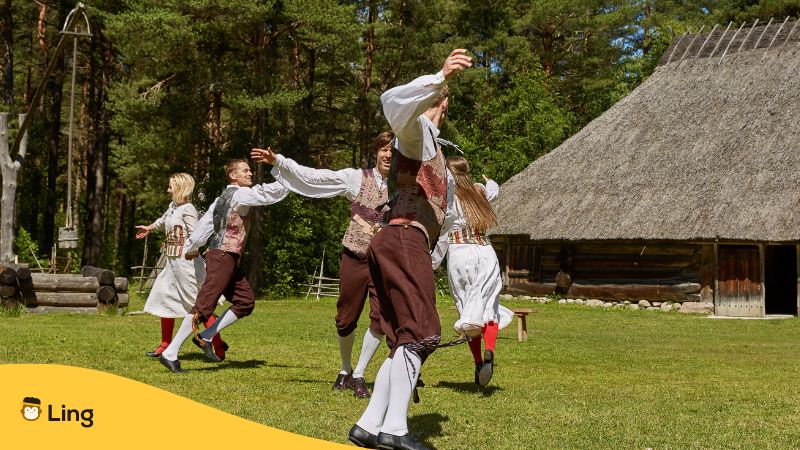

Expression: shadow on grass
xmin=195 ymin=359 xmax=267 ymax=371
xmin=435 ymin=380 xmax=502 ymax=396
xmin=408 ymin=412 xmax=448 ymax=450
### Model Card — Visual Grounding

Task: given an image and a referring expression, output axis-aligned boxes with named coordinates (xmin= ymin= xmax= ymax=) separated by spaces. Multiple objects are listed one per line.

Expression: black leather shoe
xmin=158 ymin=354 xmax=184 ymax=373
xmin=198 ymin=337 xmax=223 ymax=362
xmin=332 ymin=372 xmax=351 ymax=390
xmin=192 ymin=336 xmax=229 ymax=352
xmin=376 ymin=433 xmax=429 ymax=450
xmin=474 ymin=362 xmax=482 ymax=385
xmin=348 ymin=424 xmax=377 ymax=448
xmin=478 ymin=349 xmax=494 ymax=386
xmin=145 ymin=343 xmax=167 ymax=358
xmin=348 ymin=376 xmax=371 ymax=398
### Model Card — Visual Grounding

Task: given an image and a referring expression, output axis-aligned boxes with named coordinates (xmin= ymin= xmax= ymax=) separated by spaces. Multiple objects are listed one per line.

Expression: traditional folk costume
xmin=143 ymin=202 xmax=214 ymax=357
xmin=431 ymin=179 xmax=513 ymax=385
xmin=144 ymin=202 xmax=206 ymax=317
xmin=351 ymin=70 xmax=453 ymax=449
xmin=158 ymin=182 xmax=288 ymax=372
xmin=270 ymin=156 xmax=387 ymax=397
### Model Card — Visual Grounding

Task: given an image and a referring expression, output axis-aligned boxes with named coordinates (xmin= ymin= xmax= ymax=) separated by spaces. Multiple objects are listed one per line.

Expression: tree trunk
xmin=1 ymin=0 xmax=12 ymax=105
xmin=44 ymin=53 xmax=65 ymax=255
xmin=42 ymin=4 xmax=70 ymax=255
xmin=82 ymin=27 xmax=112 ymax=267
xmin=0 ymin=113 xmax=28 ymax=264
xmin=112 ymin=181 xmax=125 ymax=271
xmin=358 ymin=0 xmax=376 ymax=169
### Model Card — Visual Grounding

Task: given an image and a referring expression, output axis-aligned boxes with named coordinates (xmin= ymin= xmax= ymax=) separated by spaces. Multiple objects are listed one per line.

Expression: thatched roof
xmin=492 ymin=19 xmax=800 ymax=242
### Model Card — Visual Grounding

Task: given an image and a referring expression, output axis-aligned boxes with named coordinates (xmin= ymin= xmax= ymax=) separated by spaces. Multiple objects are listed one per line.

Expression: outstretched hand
xmin=251 ymin=147 xmax=277 ymax=164
xmin=134 ymin=225 xmax=153 ymax=239
xmin=443 ymin=49 xmax=472 ymax=80
xmin=482 ymin=174 xmax=490 ymax=183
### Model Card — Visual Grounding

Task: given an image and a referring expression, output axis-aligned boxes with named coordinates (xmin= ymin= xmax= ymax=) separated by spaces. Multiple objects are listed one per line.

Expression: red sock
xmin=160 ymin=317 xmax=175 ymax=347
xmin=204 ymin=315 xmax=225 ymax=358
xmin=468 ymin=336 xmax=483 ymax=364
xmin=483 ymin=321 xmax=499 ymax=352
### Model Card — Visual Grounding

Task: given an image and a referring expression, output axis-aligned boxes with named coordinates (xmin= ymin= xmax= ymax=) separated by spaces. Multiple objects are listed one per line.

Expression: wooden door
xmin=716 ymin=245 xmax=764 ymax=317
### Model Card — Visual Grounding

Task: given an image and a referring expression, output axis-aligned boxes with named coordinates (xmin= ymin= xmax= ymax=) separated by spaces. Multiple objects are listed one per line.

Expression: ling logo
xmin=20 ymin=396 xmax=94 ymax=428
xmin=21 ymin=397 xmax=42 ymax=421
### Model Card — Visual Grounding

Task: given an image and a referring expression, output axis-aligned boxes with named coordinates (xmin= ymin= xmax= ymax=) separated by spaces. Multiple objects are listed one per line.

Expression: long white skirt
xmin=447 ymin=244 xmax=513 ymax=337
xmin=143 ymin=256 xmax=206 ymax=318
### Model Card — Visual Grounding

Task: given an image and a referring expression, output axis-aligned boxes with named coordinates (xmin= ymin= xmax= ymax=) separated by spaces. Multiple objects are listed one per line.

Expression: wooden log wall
xmin=497 ymin=240 xmax=712 ymax=303
xmin=0 ymin=265 xmax=129 ymax=310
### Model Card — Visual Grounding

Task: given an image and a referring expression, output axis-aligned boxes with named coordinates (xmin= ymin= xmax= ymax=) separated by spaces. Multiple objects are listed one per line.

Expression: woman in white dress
xmin=432 ymin=156 xmax=512 ymax=387
xmin=135 ymin=173 xmax=225 ymax=358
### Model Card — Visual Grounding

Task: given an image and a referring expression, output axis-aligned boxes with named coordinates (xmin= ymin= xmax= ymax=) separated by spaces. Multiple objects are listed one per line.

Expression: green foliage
xmin=457 ymin=69 xmax=574 ymax=183
xmin=257 ymin=194 xmax=350 ymax=298
xmin=0 ymin=301 xmax=25 ymax=318
xmin=13 ymin=227 xmax=47 ymax=269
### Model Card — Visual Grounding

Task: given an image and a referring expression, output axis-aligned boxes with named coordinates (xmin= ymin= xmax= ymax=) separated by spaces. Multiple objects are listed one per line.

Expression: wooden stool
xmin=511 ymin=308 xmax=534 ymax=341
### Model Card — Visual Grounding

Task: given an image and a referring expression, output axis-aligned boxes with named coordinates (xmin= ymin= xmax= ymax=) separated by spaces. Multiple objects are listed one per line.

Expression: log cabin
xmin=490 ymin=20 xmax=800 ymax=317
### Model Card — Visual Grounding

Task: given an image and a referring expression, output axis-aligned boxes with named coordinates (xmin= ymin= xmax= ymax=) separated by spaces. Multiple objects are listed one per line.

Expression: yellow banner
xmin=1 ymin=364 xmax=350 ymax=449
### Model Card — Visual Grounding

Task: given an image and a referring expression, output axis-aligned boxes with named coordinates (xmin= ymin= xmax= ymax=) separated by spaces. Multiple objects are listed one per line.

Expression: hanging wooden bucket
xmin=58 ymin=227 xmax=78 ymax=249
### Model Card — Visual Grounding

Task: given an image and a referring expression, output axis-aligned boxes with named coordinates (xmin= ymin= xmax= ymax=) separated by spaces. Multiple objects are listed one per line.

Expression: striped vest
xmin=341 ymin=169 xmax=389 ymax=257
xmin=163 ymin=224 xmax=186 ymax=257
xmin=208 ymin=187 xmax=250 ymax=255
xmin=387 ymin=145 xmax=447 ymax=249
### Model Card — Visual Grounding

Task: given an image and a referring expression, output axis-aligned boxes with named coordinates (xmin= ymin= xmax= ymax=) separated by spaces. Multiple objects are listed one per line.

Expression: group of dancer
xmin=136 ymin=49 xmax=510 ymax=450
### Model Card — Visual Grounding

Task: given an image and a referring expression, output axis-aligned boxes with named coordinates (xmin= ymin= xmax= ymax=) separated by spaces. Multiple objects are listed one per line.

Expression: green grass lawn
xmin=3 ymin=293 xmax=800 ymax=449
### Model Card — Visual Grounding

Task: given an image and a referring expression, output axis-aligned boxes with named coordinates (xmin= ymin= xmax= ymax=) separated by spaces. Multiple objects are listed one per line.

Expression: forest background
xmin=1 ymin=0 xmax=797 ymax=297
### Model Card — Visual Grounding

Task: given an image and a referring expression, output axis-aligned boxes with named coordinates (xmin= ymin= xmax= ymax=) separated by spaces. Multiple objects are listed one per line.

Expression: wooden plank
xmin=81 ymin=266 xmax=115 ymax=286
xmin=31 ymin=273 xmax=99 ymax=292
xmin=114 ymin=277 xmax=128 ymax=293
xmin=567 ymin=282 xmax=702 ymax=302
xmin=699 ymin=244 xmax=715 ymax=303
xmin=505 ymin=282 xmax=556 ymax=296
xmin=572 ymin=242 xmax=697 ymax=256
xmin=33 ymin=292 xmax=98 ymax=307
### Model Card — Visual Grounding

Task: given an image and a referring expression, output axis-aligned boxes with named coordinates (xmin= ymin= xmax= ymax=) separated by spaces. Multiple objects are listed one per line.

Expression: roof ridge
xmin=658 ymin=17 xmax=800 ymax=67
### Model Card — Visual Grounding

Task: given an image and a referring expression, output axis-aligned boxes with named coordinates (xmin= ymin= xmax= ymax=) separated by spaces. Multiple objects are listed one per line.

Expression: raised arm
xmin=272 ymin=154 xmax=360 ymax=201
xmin=233 ymin=181 xmax=290 ymax=207
xmin=477 ymin=176 xmax=499 ymax=203
xmin=381 ymin=49 xmax=472 ymax=161
xmin=380 ymin=72 xmax=445 ymax=160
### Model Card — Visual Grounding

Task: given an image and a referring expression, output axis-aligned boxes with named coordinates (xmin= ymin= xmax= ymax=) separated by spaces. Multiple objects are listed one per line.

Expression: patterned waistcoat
xmin=342 ymin=169 xmax=389 ymax=257
xmin=208 ymin=187 xmax=250 ymax=255
xmin=387 ymin=144 xmax=448 ymax=249
xmin=163 ymin=225 xmax=186 ymax=257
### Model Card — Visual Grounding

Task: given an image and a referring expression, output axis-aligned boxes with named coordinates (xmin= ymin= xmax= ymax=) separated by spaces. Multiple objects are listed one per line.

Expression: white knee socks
xmin=381 ymin=346 xmax=421 ymax=436
xmin=199 ymin=308 xmax=238 ymax=341
xmin=338 ymin=331 xmax=356 ymax=374
xmin=356 ymin=357 xmax=392 ymax=435
xmin=161 ymin=313 xmax=194 ymax=361
xmin=353 ymin=329 xmax=384 ymax=379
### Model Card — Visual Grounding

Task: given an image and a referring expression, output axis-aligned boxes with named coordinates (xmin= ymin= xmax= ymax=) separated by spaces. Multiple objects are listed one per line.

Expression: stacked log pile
xmin=0 ymin=264 xmax=128 ymax=311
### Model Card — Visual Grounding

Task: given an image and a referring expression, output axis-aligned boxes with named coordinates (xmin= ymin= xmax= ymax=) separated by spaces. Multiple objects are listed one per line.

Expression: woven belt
xmin=448 ymin=229 xmax=489 ymax=245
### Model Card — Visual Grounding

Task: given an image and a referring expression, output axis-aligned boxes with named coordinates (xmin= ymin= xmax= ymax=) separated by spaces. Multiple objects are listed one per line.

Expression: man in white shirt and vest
xmin=348 ymin=49 xmax=472 ymax=450
xmin=251 ymin=132 xmax=394 ymax=398
xmin=157 ymin=159 xmax=289 ymax=373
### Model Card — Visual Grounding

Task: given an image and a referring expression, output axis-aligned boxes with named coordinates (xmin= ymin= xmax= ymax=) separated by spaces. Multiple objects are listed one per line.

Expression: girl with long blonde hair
xmin=432 ymin=156 xmax=513 ymax=387
xmin=135 ymin=173 xmax=227 ymax=360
